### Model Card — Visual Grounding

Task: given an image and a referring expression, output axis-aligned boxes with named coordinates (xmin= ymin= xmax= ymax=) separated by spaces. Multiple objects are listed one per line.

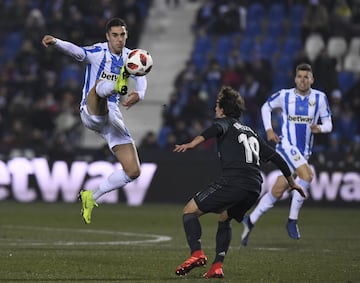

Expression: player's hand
xmin=42 ymin=35 xmax=57 ymax=47
xmin=121 ymin=91 xmax=140 ymax=109
xmin=266 ymin=129 xmax=280 ymax=143
xmin=287 ymin=184 xmax=306 ymax=198
xmin=310 ymin=124 xmax=321 ymax=133
xmin=173 ymin=143 xmax=193 ymax=152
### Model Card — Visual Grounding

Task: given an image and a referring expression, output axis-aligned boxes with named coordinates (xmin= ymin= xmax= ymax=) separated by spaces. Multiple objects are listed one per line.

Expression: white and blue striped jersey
xmin=262 ymin=88 xmax=332 ymax=157
xmin=54 ymin=39 xmax=146 ymax=107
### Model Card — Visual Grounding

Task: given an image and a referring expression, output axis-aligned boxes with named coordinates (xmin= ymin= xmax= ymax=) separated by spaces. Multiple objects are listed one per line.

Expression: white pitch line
xmin=0 ymin=225 xmax=172 ymax=246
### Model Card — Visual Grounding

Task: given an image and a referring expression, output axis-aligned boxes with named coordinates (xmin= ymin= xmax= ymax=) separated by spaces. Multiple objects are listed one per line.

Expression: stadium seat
xmin=304 ymin=33 xmax=325 ymax=61
xmin=191 ymin=51 xmax=208 ymax=71
xmin=272 ymin=71 xmax=291 ymax=92
xmin=215 ymin=35 xmax=233 ymax=54
xmin=157 ymin=126 xmax=173 ymax=148
xmin=193 ymin=34 xmax=212 ymax=54
xmin=247 ymin=2 xmax=265 ymax=22
xmin=343 ymin=52 xmax=360 ymax=73
xmin=337 ymin=71 xmax=357 ymax=93
xmin=277 ymin=54 xmax=294 ymax=73
xmin=239 ymin=36 xmax=256 ymax=61
xmin=1 ymin=32 xmax=23 ymax=63
xmin=260 ymin=36 xmax=280 ymax=61
xmin=282 ymin=36 xmax=302 ymax=56
xmin=267 ymin=21 xmax=284 ymax=38
xmin=60 ymin=64 xmax=83 ymax=86
xmin=347 ymin=37 xmax=360 ymax=55
xmin=268 ymin=3 xmax=285 ymax=23
xmin=327 ymin=36 xmax=347 ymax=70
xmin=244 ymin=20 xmax=262 ymax=38
xmin=289 ymin=4 xmax=306 ymax=22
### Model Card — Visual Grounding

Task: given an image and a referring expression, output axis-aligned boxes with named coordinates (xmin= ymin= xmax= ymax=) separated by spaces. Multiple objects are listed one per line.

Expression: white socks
xmin=250 ymin=178 xmax=310 ymax=224
xmin=92 ymin=169 xmax=132 ymax=201
xmin=289 ymin=178 xmax=309 ymax=220
xmin=95 ymin=80 xmax=116 ymax=98
xmin=249 ymin=191 xmax=277 ymax=224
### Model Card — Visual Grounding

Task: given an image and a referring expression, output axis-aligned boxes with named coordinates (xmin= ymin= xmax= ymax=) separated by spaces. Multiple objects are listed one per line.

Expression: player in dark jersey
xmin=173 ymin=86 xmax=305 ymax=279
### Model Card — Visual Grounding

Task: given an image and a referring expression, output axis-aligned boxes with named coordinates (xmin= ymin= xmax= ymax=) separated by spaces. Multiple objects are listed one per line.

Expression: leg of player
xmin=287 ymin=164 xmax=313 ymax=239
xmin=175 ymin=199 xmax=207 ymax=276
xmin=203 ymin=212 xmax=228 ymax=279
xmin=92 ymin=143 xmax=140 ymax=201
xmin=79 ymin=73 xmax=134 ymax=224
xmin=241 ymin=176 xmax=288 ymax=246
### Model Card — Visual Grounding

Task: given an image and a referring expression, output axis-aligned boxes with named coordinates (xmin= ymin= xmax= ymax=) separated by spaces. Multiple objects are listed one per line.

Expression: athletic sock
xmin=289 ymin=178 xmax=309 ymax=220
xmin=250 ymin=191 xmax=278 ymax=224
xmin=214 ymin=220 xmax=232 ymax=263
xmin=183 ymin=213 xmax=202 ymax=253
xmin=92 ymin=169 xmax=132 ymax=200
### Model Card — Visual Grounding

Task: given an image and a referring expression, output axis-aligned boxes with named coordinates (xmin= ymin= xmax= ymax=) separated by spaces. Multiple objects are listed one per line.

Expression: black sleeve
xmin=201 ymin=123 xmax=223 ymax=140
xmin=268 ymin=152 xmax=292 ymax=178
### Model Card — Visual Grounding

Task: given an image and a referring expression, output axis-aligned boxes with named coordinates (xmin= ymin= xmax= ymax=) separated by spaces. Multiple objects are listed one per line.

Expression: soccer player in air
xmin=241 ymin=63 xmax=333 ymax=245
xmin=41 ymin=18 xmax=147 ymax=224
xmin=173 ymin=86 xmax=305 ymax=278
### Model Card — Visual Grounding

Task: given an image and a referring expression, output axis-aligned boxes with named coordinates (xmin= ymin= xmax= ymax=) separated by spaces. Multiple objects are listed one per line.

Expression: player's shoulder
xmin=269 ymin=88 xmax=294 ymax=100
xmin=310 ymin=88 xmax=327 ymax=97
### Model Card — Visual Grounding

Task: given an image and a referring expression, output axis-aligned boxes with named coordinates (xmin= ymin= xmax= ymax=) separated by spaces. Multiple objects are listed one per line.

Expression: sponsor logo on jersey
xmin=100 ymin=71 xmax=119 ymax=82
xmin=288 ymin=115 xmax=313 ymax=124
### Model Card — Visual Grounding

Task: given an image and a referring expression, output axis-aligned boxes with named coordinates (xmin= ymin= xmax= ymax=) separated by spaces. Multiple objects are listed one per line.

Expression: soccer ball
xmin=125 ymin=49 xmax=153 ymax=76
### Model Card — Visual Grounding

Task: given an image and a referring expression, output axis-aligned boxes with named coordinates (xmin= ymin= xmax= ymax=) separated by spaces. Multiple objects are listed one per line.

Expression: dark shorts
xmin=194 ymin=176 xmax=260 ymax=222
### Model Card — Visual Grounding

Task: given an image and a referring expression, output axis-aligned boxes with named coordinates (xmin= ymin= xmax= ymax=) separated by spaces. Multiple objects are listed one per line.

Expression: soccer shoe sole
xmin=175 ymin=257 xmax=207 ymax=276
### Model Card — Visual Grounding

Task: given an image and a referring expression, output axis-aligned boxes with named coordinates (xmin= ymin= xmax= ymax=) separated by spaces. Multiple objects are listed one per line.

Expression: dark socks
xmin=214 ymin=220 xmax=232 ymax=263
xmin=183 ymin=213 xmax=202 ymax=253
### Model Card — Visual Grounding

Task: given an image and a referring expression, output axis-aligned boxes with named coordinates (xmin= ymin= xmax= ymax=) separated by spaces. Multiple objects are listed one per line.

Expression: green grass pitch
xmin=0 ymin=202 xmax=359 ymax=282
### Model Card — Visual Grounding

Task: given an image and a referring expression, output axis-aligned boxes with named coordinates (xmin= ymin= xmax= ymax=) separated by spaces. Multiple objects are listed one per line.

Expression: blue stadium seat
xmin=1 ymin=32 xmax=23 ymax=64
xmin=337 ymin=71 xmax=357 ymax=93
xmin=272 ymin=71 xmax=291 ymax=92
xmin=267 ymin=21 xmax=284 ymax=38
xmin=260 ymin=37 xmax=280 ymax=61
xmin=157 ymin=126 xmax=173 ymax=148
xmin=60 ymin=64 xmax=83 ymax=86
xmin=244 ymin=20 xmax=262 ymax=38
xmin=191 ymin=51 xmax=208 ymax=71
xmin=289 ymin=4 xmax=305 ymax=22
xmin=282 ymin=36 xmax=302 ymax=56
xmin=215 ymin=35 xmax=233 ymax=54
xmin=239 ymin=36 xmax=256 ymax=60
xmin=277 ymin=54 xmax=294 ymax=72
xmin=268 ymin=3 xmax=285 ymax=23
xmin=247 ymin=2 xmax=265 ymax=22
xmin=193 ymin=35 xmax=212 ymax=54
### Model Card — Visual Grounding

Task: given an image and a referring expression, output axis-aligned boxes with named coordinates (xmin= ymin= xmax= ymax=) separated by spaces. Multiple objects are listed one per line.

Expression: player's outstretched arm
xmin=173 ymin=136 xmax=205 ymax=152
xmin=41 ymin=35 xmax=85 ymax=61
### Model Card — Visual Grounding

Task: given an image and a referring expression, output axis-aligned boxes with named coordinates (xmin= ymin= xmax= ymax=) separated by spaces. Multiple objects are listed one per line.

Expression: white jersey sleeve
xmin=54 ymin=38 xmax=86 ymax=61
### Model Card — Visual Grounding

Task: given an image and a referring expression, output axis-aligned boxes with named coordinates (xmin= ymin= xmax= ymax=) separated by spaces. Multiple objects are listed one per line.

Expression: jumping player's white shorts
xmin=275 ymin=142 xmax=309 ymax=174
xmin=80 ymin=102 xmax=134 ymax=152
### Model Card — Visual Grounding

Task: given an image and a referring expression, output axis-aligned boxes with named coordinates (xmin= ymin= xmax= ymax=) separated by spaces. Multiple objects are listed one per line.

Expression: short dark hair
xmin=105 ymin=17 xmax=127 ymax=33
xmin=217 ymin=86 xmax=246 ymax=118
xmin=296 ymin=63 xmax=312 ymax=73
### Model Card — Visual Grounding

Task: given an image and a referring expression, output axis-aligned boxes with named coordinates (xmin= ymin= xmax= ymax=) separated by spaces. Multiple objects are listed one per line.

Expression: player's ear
xmin=106 ymin=32 xmax=110 ymax=41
